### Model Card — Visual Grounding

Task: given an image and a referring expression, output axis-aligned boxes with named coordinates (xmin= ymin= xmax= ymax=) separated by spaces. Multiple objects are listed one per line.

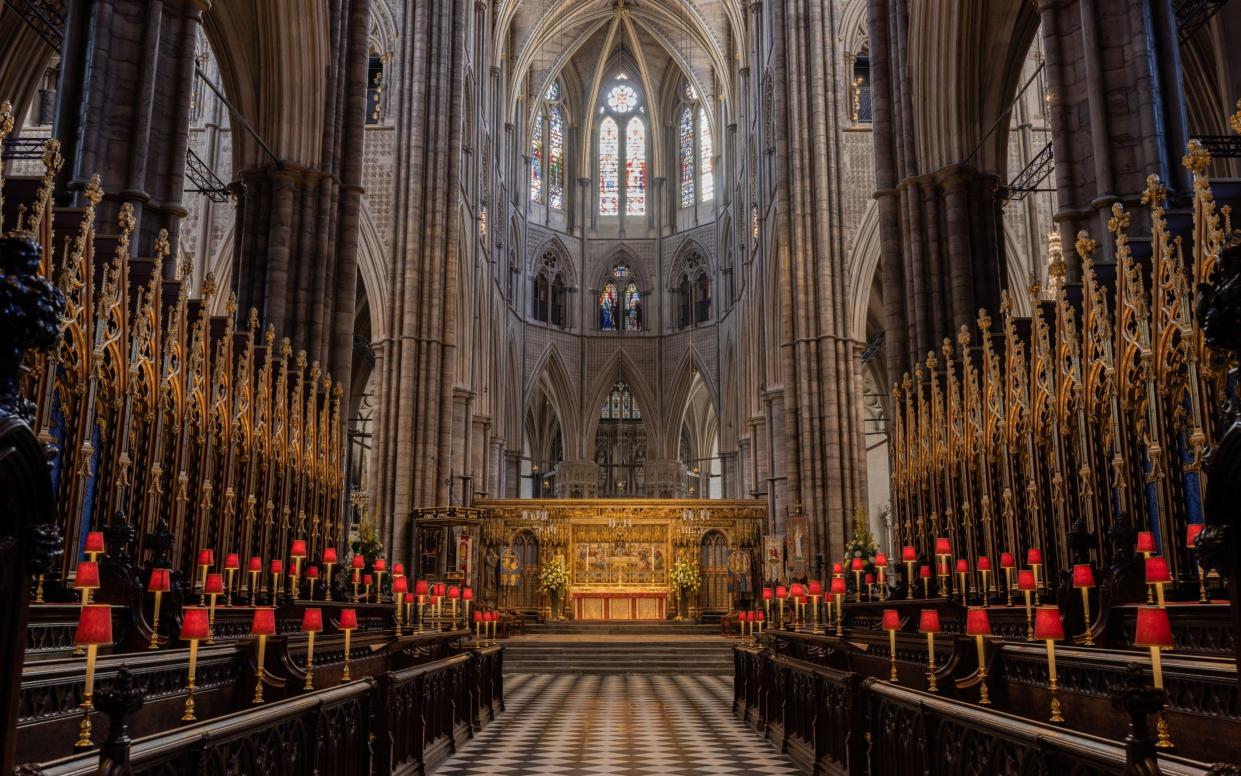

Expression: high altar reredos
xmin=411 ymin=499 xmax=766 ymax=620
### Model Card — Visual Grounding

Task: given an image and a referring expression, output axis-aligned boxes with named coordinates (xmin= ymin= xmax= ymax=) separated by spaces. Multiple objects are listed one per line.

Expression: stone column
xmin=372 ymin=0 xmax=468 ymax=566
xmin=230 ymin=0 xmax=370 ymax=381
xmin=54 ymin=0 xmax=207 ymax=257
xmin=769 ymin=0 xmax=869 ymax=562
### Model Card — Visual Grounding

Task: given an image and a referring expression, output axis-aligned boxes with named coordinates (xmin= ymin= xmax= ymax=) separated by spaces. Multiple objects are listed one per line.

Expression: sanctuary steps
xmin=505 ymin=620 xmax=735 ymax=674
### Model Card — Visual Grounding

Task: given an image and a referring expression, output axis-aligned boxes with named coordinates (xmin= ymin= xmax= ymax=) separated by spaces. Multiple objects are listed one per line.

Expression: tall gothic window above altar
xmin=598 ymin=73 xmax=647 ymax=217
xmin=677 ymin=83 xmax=714 ymax=208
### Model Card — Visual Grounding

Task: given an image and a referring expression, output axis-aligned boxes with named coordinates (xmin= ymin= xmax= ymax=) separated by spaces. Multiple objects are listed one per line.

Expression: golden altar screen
xmin=572 ymin=523 xmax=668 ymax=586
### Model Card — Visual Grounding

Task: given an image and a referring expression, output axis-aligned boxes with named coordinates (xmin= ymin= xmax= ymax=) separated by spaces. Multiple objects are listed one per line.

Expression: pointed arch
xmin=525 ymin=345 xmax=582 ymax=459
xmin=582 ymin=349 xmax=660 ymax=459
xmin=529 ymin=235 xmax=577 ymax=287
xmin=662 ymin=346 xmax=720 ymax=459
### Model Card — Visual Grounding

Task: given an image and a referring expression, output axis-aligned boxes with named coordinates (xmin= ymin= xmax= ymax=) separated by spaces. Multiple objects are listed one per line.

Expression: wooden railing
xmin=24 ymin=641 xmax=503 ymax=776
xmin=737 ymin=638 xmax=1231 ymax=774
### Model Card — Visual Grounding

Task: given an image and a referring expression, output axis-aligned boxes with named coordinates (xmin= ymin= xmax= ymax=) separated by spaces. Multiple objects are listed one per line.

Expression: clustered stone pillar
xmin=54 ymin=0 xmax=207 ymax=258
xmin=230 ymin=0 xmax=371 ymax=381
xmin=371 ymin=0 xmax=467 ymax=561
xmin=770 ymin=0 xmax=869 ymax=561
xmin=1035 ymin=0 xmax=1190 ymax=278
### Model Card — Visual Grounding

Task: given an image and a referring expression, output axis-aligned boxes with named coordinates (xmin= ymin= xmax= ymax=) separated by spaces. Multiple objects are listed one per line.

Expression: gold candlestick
xmin=975 ymin=635 xmax=990 ymax=705
xmin=75 ymin=645 xmax=98 ymax=749
xmin=342 ymin=628 xmax=353 ymax=682
xmin=148 ymin=590 xmax=162 ymax=650
xmin=834 ymin=594 xmax=844 ymax=636
xmin=304 ymin=630 xmax=316 ymax=690
xmin=1046 ymin=639 xmax=1063 ymax=723
xmin=1023 ymin=590 xmax=1033 ymax=641
xmin=253 ymin=634 xmax=268 ymax=704
xmin=888 ymin=628 xmax=899 ymax=682
xmin=926 ymin=632 xmax=938 ymax=692
xmin=905 ymin=562 xmax=915 ymax=599
xmin=1080 ymin=587 xmax=1095 ymax=646
xmin=183 ymin=638 xmax=200 ymax=721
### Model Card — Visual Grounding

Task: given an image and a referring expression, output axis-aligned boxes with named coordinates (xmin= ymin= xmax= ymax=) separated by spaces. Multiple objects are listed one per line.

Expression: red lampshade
xmin=1026 ymin=548 xmax=1043 ymax=566
xmin=147 ymin=567 xmax=171 ymax=593
xmin=392 ymin=576 xmax=409 ymax=594
xmin=755 ymin=610 xmax=765 ymax=622
xmin=775 ymin=585 xmax=788 ymax=599
xmin=301 ymin=607 xmax=323 ymax=633
xmin=84 ymin=531 xmax=105 ymax=555
xmin=999 ymin=552 xmax=1015 ymax=569
xmin=393 ymin=563 xmax=405 ymax=576
xmin=1136 ymin=531 xmax=1156 ymax=554
xmin=339 ymin=608 xmax=358 ymax=630
xmin=901 ymin=546 xmax=917 ymax=562
xmin=832 ymin=562 xmax=844 ymax=575
xmin=965 ymin=607 xmax=992 ymax=636
xmin=1186 ymin=524 xmax=1204 ymax=549
xmin=851 ymin=558 xmax=865 ymax=571
xmin=1072 ymin=564 xmax=1096 ymax=589
xmin=790 ymin=583 xmax=804 ymax=598
xmin=1145 ymin=556 xmax=1171 ymax=584
xmin=977 ymin=556 xmax=992 ymax=572
xmin=290 ymin=539 xmax=307 ymax=558
xmin=363 ymin=574 xmax=373 ymax=585
xmin=918 ymin=609 xmax=941 ymax=634
xmin=874 ymin=552 xmax=889 ymax=568
xmin=75 ymin=604 xmax=113 ymax=646
xmin=248 ymin=556 xmax=263 ymax=572
xmin=374 ymin=558 xmax=387 ymax=573
xmin=323 ymin=547 xmax=338 ymax=565
xmin=1033 ymin=606 xmax=1064 ymax=641
xmin=306 ymin=565 xmax=320 ymax=579
xmin=955 ymin=559 xmax=969 ymax=574
xmin=269 ymin=559 xmax=284 ymax=574
xmin=434 ymin=583 xmax=445 ymax=596
xmin=830 ymin=577 xmax=847 ymax=595
xmin=198 ymin=549 xmax=215 ymax=567
xmin=1017 ymin=569 xmax=1036 ymax=590
xmin=882 ymin=609 xmax=901 ymax=631
xmin=204 ymin=573 xmax=224 ymax=595
xmin=463 ymin=587 xmax=473 ymax=601
xmin=448 ymin=585 xmax=461 ymax=599
xmin=483 ymin=610 xmax=493 ymax=622
xmin=351 ymin=555 xmax=365 ymax=570
xmin=1134 ymin=606 xmax=1174 ymax=648
xmin=919 ymin=564 xmax=932 ymax=579
xmin=934 ymin=538 xmax=951 ymax=556
xmin=474 ymin=610 xmax=483 ymax=623
xmin=74 ymin=561 xmax=100 ymax=590
xmin=762 ymin=587 xmax=773 ymax=600
xmin=415 ymin=579 xmax=429 ymax=596
xmin=251 ymin=607 xmax=277 ymax=636
xmin=808 ymin=580 xmax=823 ymax=596
xmin=865 ymin=573 xmax=875 ymax=584
xmin=181 ymin=607 xmax=210 ymax=641
xmin=224 ymin=553 xmax=240 ymax=570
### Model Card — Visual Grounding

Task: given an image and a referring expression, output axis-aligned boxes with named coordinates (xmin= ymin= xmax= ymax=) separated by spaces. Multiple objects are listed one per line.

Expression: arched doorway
xmin=700 ymin=530 xmax=730 ymax=613
xmin=509 ymin=531 xmax=541 ymax=611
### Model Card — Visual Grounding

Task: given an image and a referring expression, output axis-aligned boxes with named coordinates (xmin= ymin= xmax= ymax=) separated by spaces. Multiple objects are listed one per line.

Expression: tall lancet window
xmin=530 ymin=81 xmax=566 ymax=209
xmin=677 ymin=83 xmax=714 ymax=207
xmin=625 ymin=117 xmax=646 ymax=215
xmin=598 ymin=73 xmax=647 ymax=217
xmin=679 ymin=106 xmax=695 ymax=207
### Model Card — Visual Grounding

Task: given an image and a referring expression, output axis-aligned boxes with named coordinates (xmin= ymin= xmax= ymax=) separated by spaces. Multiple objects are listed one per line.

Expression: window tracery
xmin=529 ymin=80 xmax=566 ymax=209
xmin=597 ymin=73 xmax=647 ymax=217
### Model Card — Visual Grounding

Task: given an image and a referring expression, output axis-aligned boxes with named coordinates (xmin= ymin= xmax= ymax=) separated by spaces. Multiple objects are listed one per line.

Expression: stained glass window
xmin=607 ymin=84 xmax=637 ymax=113
xmin=530 ymin=116 xmax=544 ymax=204
xmin=625 ymin=117 xmax=646 ymax=216
xmin=624 ymin=283 xmax=641 ymax=331
xmin=679 ymin=107 xmax=695 ymax=208
xmin=546 ymin=81 xmax=559 ymax=100
xmin=600 ymin=282 xmax=618 ymax=331
xmin=599 ymin=117 xmax=619 ymax=215
xmin=601 ymin=383 xmax=641 ymax=420
xmin=699 ymin=106 xmax=714 ymax=203
xmin=549 ymin=107 xmax=565 ymax=209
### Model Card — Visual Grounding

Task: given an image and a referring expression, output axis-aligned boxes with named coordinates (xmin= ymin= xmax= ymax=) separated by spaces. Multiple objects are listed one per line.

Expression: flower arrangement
xmin=670 ymin=553 xmax=702 ymax=592
xmin=539 ymin=556 xmax=569 ymax=593
xmin=841 ymin=508 xmax=881 ymax=591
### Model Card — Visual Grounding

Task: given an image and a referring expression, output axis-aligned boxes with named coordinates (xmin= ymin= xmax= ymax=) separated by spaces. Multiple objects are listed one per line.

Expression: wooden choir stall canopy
xmin=454 ymin=499 xmax=766 ymax=619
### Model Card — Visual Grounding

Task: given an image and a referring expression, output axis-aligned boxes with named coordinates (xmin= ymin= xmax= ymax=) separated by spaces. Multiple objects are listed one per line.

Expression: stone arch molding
xmin=530 ymin=236 xmax=578 ymax=289
xmin=582 ymin=349 xmax=662 ymax=460
xmin=662 ymin=347 xmax=720 ymax=459
xmin=668 ymin=237 xmax=713 ymax=289
xmin=525 ymin=344 xmax=582 ymax=460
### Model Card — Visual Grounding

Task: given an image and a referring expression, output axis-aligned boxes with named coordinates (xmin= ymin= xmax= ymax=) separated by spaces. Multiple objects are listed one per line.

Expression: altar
xmin=572 ymin=588 xmax=667 ymax=620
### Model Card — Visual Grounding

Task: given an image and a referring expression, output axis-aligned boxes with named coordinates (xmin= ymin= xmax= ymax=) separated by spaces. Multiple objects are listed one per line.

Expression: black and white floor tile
xmin=434 ymin=674 xmax=800 ymax=776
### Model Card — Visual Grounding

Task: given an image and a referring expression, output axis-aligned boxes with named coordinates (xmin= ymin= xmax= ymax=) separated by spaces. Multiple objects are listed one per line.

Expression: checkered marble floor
xmin=433 ymin=674 xmax=800 ymax=775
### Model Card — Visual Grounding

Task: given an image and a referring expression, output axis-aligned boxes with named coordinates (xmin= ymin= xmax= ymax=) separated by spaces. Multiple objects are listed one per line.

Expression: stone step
xmin=525 ymin=621 xmax=720 ymax=636
xmin=502 ymin=630 xmax=737 ymax=675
